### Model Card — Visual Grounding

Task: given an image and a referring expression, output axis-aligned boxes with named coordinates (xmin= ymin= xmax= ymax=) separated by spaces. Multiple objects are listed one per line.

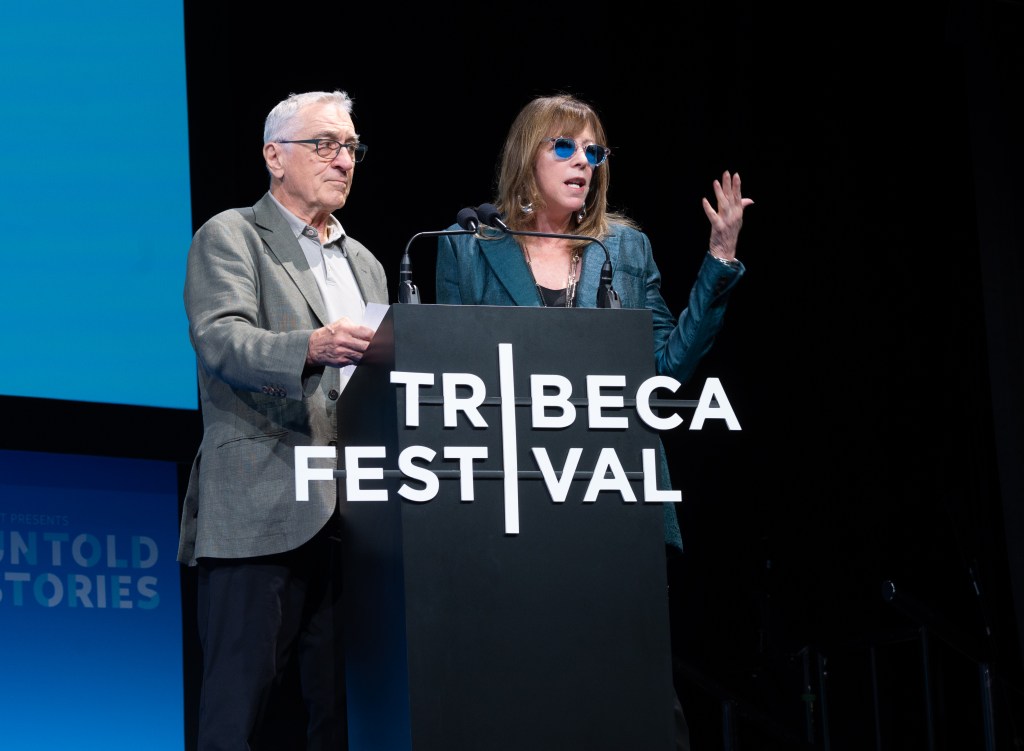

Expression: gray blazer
xmin=177 ymin=192 xmax=388 ymax=565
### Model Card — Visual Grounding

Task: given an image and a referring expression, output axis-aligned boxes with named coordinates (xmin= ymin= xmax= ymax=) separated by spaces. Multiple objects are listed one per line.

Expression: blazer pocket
xmin=216 ymin=429 xmax=288 ymax=451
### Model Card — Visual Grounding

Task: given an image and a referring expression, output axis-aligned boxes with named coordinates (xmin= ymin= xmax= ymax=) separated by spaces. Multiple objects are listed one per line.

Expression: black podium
xmin=337 ymin=303 xmax=675 ymax=751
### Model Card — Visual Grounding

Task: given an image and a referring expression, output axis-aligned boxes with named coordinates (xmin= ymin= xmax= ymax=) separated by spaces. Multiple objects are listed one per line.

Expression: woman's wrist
xmin=708 ymin=249 xmax=739 ymax=268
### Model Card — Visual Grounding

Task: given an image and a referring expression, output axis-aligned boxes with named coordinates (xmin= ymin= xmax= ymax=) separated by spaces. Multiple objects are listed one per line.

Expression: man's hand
xmin=306 ymin=317 xmax=375 ymax=367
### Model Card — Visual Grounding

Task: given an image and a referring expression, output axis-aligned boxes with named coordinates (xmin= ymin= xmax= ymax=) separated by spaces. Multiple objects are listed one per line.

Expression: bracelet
xmin=708 ymin=250 xmax=739 ymax=268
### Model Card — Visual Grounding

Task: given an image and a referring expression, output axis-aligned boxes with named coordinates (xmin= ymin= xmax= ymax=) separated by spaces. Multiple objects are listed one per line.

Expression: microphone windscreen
xmin=475 ymin=203 xmax=505 ymax=228
xmin=456 ymin=207 xmax=480 ymax=231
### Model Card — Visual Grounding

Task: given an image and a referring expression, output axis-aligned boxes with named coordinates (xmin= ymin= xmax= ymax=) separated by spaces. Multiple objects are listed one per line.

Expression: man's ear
xmin=263 ymin=142 xmax=285 ymax=179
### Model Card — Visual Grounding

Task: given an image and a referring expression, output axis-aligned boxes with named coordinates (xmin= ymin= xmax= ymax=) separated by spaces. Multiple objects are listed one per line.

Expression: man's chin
xmin=329 ymin=190 xmax=349 ymax=209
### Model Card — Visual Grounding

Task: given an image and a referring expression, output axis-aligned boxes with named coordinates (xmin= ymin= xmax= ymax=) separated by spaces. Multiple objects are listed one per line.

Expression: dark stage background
xmin=6 ymin=0 xmax=1022 ymax=748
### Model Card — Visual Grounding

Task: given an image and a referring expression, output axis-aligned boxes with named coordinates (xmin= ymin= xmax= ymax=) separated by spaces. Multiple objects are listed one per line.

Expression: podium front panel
xmin=338 ymin=304 xmax=675 ymax=751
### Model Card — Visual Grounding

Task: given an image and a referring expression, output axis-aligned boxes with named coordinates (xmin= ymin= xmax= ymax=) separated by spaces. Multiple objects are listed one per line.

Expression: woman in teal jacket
xmin=435 ymin=93 xmax=753 ymax=751
xmin=435 ymin=93 xmax=754 ymax=553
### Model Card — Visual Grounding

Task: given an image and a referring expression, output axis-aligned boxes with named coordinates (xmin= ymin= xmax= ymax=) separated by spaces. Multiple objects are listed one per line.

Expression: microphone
xmin=475 ymin=203 xmax=511 ymax=233
xmin=456 ymin=206 xmax=480 ymax=232
xmin=475 ymin=203 xmax=621 ymax=309
xmin=398 ymin=247 xmax=419 ymax=304
xmin=397 ymin=209 xmax=481 ymax=304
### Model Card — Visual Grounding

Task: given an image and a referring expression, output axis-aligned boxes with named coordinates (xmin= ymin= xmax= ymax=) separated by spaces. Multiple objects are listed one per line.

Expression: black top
xmin=537 ymin=285 xmax=570 ymax=307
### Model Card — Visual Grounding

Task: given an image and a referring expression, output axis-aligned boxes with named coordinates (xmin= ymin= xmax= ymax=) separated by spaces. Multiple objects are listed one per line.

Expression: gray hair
xmin=263 ymin=90 xmax=354 ymax=144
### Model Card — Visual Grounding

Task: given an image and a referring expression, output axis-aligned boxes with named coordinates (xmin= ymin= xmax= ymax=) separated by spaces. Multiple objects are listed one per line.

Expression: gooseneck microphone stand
xmin=397 ymin=208 xmax=482 ymax=303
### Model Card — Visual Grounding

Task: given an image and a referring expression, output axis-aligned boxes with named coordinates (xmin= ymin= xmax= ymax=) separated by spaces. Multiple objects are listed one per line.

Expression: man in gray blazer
xmin=178 ymin=89 xmax=388 ymax=751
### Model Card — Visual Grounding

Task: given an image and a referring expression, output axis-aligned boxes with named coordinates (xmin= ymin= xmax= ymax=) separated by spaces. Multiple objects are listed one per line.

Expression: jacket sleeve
xmin=643 ymin=236 xmax=745 ymax=384
xmin=184 ymin=210 xmax=313 ymax=401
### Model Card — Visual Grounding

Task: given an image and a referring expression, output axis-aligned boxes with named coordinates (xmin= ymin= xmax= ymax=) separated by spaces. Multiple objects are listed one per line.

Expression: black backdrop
xmin=7 ymin=0 xmax=1022 ymax=748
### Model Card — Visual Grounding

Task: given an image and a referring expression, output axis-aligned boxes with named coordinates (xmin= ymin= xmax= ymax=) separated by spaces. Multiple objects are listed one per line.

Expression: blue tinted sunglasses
xmin=544 ymin=137 xmax=610 ymax=167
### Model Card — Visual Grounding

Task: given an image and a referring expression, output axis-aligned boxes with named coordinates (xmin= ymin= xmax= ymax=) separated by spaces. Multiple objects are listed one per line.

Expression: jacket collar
xmin=482 ymin=232 xmax=541 ymax=307
xmin=481 ymin=229 xmax=619 ymax=309
xmin=252 ymin=192 xmax=330 ymax=325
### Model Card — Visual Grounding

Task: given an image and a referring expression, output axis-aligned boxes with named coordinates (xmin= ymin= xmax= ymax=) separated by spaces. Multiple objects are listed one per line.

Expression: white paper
xmin=338 ymin=302 xmax=391 ymax=388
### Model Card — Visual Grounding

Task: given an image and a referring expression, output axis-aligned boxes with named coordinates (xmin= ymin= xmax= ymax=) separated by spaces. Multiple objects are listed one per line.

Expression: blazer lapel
xmin=575 ymin=233 xmax=620 ymax=309
xmin=485 ymin=233 xmax=543 ymax=307
xmin=252 ymin=193 xmax=330 ymax=326
xmin=343 ymin=239 xmax=387 ymax=305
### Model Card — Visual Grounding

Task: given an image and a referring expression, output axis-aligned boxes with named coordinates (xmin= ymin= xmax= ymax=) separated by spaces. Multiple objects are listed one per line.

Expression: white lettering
xmin=398 ymin=446 xmax=439 ymax=502
xmin=294 ymin=343 xmax=742 ymax=538
xmin=390 ymin=370 xmax=435 ymax=427
xmin=345 ymin=446 xmax=388 ymax=501
xmin=587 ymin=375 xmax=628 ymax=429
xmin=294 ymin=446 xmax=337 ymax=502
xmin=690 ymin=377 xmax=742 ymax=430
xmin=498 ymin=344 xmax=520 ymax=535
xmin=444 ymin=446 xmax=488 ymax=500
xmin=532 ymin=447 xmax=583 ymax=503
xmin=636 ymin=375 xmax=684 ymax=431
xmin=531 ymin=374 xmax=575 ymax=428
xmin=442 ymin=373 xmax=488 ymax=428
xmin=643 ymin=448 xmax=680 ymax=503
xmin=582 ymin=448 xmax=637 ymax=504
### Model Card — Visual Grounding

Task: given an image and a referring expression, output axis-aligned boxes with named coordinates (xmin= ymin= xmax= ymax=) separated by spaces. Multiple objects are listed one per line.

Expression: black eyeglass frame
xmin=543 ymin=137 xmax=610 ymax=167
xmin=278 ymin=139 xmax=368 ymax=162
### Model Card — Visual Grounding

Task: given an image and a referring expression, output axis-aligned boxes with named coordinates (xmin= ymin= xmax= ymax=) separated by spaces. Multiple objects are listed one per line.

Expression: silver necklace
xmin=522 ymin=243 xmax=581 ymax=308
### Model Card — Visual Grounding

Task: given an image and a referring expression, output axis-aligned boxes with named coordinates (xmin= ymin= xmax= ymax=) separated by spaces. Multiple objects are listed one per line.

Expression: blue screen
xmin=0 ymin=449 xmax=184 ymax=749
xmin=0 ymin=2 xmax=195 ymax=410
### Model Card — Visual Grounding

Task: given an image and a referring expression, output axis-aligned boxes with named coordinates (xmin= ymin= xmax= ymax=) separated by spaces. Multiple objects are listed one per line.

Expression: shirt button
xmin=328 ymin=389 xmax=339 ymax=401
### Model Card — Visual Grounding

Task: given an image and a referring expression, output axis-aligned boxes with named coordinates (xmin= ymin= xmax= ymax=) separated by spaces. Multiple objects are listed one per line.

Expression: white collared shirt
xmin=269 ymin=194 xmax=366 ymax=391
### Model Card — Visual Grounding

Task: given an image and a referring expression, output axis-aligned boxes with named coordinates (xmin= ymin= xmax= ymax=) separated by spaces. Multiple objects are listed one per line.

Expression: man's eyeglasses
xmin=278 ymin=139 xmax=368 ymax=162
xmin=544 ymin=137 xmax=610 ymax=167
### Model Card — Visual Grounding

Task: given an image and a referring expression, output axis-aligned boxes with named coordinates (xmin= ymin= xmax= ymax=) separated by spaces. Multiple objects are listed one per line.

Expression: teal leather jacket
xmin=436 ymin=223 xmax=744 ymax=550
